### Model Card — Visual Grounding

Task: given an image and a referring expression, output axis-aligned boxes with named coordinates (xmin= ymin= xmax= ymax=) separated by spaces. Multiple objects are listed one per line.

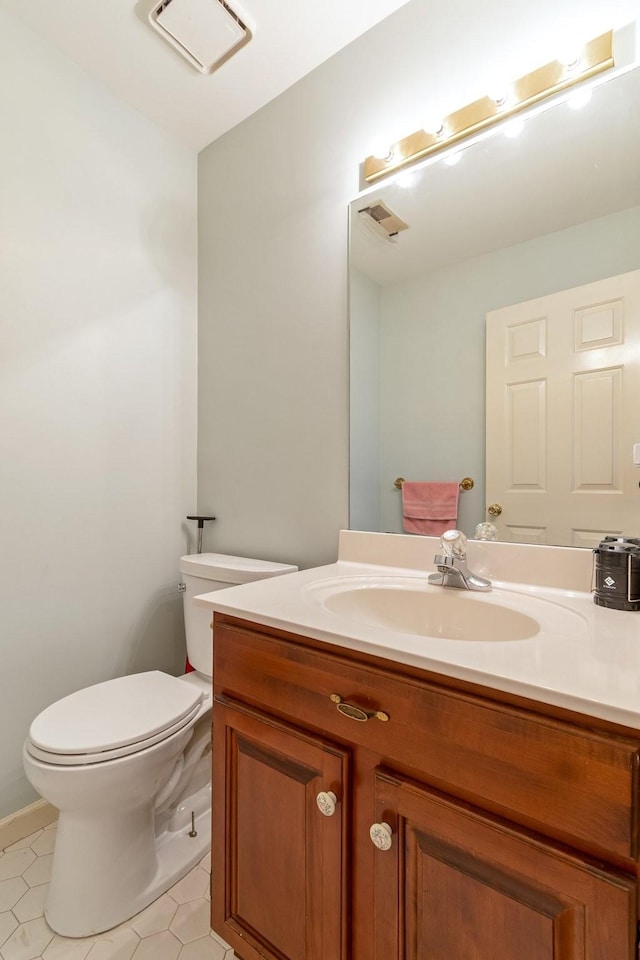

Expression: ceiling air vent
xmin=148 ymin=0 xmax=251 ymax=75
xmin=358 ymin=201 xmax=409 ymax=241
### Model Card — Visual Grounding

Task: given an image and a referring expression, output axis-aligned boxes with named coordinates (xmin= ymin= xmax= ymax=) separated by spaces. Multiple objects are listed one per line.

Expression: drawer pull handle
xmin=370 ymin=822 xmax=393 ymax=851
xmin=316 ymin=791 xmax=338 ymax=817
xmin=330 ymin=694 xmax=389 ymax=723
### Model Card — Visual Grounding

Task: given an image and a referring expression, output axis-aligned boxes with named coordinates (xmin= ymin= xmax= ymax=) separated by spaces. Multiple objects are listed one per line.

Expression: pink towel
xmin=401 ymin=481 xmax=459 ymax=536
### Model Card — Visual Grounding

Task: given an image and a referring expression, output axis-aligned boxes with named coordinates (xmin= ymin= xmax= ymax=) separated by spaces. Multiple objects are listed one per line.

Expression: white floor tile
xmin=21 ymin=859 xmax=52 ymax=890
xmin=208 ymin=931 xmax=231 ymax=956
xmin=12 ymin=886 xmax=47 ymax=925
xmin=170 ymin=901 xmax=211 ymax=946
xmin=0 ymin=852 xmax=36 ymax=884
xmin=0 ymin=913 xmax=18 ymax=948
xmin=208 ymin=931 xmax=231 ymax=955
xmin=0 ymin=916 xmax=54 ymax=960
xmin=177 ymin=937 xmax=227 ymax=960
xmin=85 ymin=925 xmax=140 ymax=960
xmin=28 ymin=837 xmax=54 ymax=860
xmin=130 ymin=930 xmax=181 ymax=960
xmin=129 ymin=894 xmax=178 ymax=939
xmin=41 ymin=934 xmax=95 ymax=959
xmin=169 ymin=868 xmax=209 ymax=905
xmin=0 ymin=879 xmax=28 ymax=913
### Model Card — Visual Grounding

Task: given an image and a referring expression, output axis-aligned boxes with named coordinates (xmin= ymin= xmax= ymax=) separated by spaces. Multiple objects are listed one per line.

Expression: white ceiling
xmin=0 ymin=0 xmax=412 ymax=152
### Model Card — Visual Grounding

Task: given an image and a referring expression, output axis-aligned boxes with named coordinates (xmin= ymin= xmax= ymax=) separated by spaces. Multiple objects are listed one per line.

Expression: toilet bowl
xmin=23 ymin=552 xmax=297 ymax=937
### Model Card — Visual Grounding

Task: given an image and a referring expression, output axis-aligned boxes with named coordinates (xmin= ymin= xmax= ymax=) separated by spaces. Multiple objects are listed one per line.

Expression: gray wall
xmin=0 ymin=9 xmax=198 ymax=817
xmin=197 ymin=0 xmax=638 ymax=569
xmin=349 ymin=269 xmax=382 ymax=532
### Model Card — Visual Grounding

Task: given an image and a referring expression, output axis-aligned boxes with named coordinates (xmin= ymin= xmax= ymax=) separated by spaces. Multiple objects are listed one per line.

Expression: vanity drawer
xmin=214 ymin=615 xmax=640 ymax=863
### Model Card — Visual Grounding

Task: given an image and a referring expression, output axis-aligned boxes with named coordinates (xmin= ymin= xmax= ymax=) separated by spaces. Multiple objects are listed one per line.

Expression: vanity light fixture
xmin=363 ymin=30 xmax=613 ymax=183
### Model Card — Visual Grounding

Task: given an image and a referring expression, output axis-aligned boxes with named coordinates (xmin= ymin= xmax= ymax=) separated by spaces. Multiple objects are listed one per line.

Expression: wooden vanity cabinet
xmin=372 ymin=771 xmax=635 ymax=960
xmin=211 ymin=614 xmax=640 ymax=960
xmin=212 ymin=696 xmax=349 ymax=960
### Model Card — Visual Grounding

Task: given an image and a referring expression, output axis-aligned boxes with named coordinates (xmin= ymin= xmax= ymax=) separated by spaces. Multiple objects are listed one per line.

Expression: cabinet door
xmin=211 ymin=695 xmax=349 ymax=960
xmin=372 ymin=770 xmax=637 ymax=960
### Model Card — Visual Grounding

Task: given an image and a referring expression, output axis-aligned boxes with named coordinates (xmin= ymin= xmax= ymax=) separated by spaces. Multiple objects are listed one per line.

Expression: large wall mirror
xmin=349 ymin=64 xmax=640 ymax=547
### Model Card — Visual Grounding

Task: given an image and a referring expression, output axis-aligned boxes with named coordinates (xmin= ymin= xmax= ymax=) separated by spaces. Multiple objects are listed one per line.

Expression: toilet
xmin=23 ymin=552 xmax=297 ymax=938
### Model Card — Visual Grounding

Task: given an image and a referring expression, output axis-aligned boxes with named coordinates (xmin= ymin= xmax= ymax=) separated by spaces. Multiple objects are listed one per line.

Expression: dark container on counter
xmin=593 ymin=536 xmax=640 ymax=611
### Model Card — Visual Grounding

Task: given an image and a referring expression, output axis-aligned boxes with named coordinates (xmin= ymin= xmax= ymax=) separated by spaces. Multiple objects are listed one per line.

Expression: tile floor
xmin=0 ymin=822 xmax=235 ymax=960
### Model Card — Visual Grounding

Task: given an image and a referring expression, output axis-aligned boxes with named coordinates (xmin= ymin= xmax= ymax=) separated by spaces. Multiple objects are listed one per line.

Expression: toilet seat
xmin=26 ymin=671 xmax=205 ymax=766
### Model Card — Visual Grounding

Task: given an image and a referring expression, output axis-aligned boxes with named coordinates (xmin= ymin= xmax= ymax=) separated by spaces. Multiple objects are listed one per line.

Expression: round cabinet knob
xmin=316 ymin=791 xmax=338 ymax=817
xmin=487 ymin=503 xmax=503 ymax=517
xmin=369 ymin=821 xmax=393 ymax=851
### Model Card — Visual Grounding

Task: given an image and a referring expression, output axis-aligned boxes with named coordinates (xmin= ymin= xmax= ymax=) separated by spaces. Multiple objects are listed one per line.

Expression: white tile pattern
xmin=0 ymin=825 xmax=234 ymax=960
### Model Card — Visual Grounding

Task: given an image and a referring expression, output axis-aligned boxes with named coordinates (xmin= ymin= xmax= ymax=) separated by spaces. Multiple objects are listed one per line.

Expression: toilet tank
xmin=179 ymin=553 xmax=298 ymax=679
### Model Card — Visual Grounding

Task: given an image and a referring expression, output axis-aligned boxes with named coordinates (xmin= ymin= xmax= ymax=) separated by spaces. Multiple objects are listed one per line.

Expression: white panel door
xmin=486 ymin=270 xmax=640 ymax=547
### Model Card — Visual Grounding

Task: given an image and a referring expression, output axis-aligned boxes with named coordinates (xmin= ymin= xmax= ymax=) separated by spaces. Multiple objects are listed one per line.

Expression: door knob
xmin=316 ymin=791 xmax=338 ymax=817
xmin=369 ymin=822 xmax=393 ymax=851
xmin=487 ymin=503 xmax=502 ymax=517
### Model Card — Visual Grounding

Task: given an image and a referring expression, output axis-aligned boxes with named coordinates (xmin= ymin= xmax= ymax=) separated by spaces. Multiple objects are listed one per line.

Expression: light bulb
xmin=396 ymin=170 xmax=419 ymax=189
xmin=557 ymin=46 xmax=582 ymax=70
xmin=372 ymin=145 xmax=393 ymax=163
xmin=488 ymin=88 xmax=510 ymax=109
xmin=423 ymin=116 xmax=445 ymax=138
xmin=567 ymin=87 xmax=592 ymax=110
xmin=443 ymin=150 xmax=462 ymax=167
xmin=503 ymin=117 xmax=525 ymax=139
xmin=369 ymin=134 xmax=395 ymax=162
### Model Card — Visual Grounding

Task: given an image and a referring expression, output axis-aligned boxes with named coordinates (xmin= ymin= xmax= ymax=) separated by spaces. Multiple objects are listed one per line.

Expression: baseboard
xmin=0 ymin=799 xmax=58 ymax=852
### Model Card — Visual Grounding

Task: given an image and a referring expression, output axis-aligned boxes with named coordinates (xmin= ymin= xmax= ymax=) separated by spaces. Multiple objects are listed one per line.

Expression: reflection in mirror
xmin=485 ymin=269 xmax=640 ymax=547
xmin=349 ymin=65 xmax=640 ymax=546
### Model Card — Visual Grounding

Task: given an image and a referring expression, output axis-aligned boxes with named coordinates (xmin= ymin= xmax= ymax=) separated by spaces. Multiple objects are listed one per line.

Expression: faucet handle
xmin=440 ymin=529 xmax=467 ymax=560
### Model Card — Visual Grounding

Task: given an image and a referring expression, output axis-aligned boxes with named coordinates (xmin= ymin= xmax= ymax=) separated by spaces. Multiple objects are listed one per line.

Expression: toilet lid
xmin=26 ymin=701 xmax=204 ymax=766
xmin=28 ymin=671 xmax=205 ymax=763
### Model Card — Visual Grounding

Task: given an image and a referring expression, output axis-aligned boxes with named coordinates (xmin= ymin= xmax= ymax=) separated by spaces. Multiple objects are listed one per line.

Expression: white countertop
xmin=195 ymin=531 xmax=640 ymax=729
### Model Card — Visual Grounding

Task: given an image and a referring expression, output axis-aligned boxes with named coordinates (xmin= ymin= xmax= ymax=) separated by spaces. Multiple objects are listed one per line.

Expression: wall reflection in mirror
xmin=349 ymin=64 xmax=640 ymax=547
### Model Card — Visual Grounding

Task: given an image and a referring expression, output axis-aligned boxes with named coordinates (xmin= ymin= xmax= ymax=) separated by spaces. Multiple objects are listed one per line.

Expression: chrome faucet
xmin=428 ymin=529 xmax=491 ymax=591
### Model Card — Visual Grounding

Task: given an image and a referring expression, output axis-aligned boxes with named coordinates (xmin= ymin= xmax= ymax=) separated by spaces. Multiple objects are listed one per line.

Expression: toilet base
xmin=45 ymin=782 xmax=211 ymax=938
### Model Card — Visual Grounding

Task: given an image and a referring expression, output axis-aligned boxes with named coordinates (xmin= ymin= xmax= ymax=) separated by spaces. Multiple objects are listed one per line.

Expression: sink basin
xmin=303 ymin=576 xmax=585 ymax=642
